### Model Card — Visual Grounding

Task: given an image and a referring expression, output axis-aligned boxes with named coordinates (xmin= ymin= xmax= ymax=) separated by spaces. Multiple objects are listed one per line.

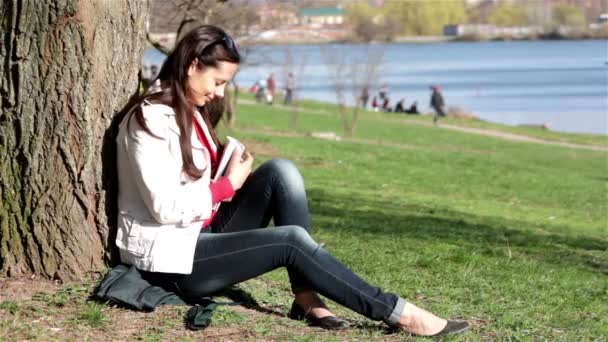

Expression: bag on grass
xmin=95 ymin=264 xmax=234 ymax=331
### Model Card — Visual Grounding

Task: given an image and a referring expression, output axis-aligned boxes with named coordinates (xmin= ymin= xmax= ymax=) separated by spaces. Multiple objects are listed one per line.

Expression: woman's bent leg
xmin=172 ymin=226 xmax=404 ymax=325
xmin=211 ymin=158 xmax=311 ymax=233
xmin=210 ymin=158 xmax=313 ymax=293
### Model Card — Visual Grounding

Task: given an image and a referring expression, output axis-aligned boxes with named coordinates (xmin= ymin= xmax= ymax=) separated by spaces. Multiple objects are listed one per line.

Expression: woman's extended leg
xmin=210 ymin=158 xmax=333 ymax=318
xmin=174 ymin=226 xmax=400 ymax=321
xmin=169 ymin=225 xmax=449 ymax=335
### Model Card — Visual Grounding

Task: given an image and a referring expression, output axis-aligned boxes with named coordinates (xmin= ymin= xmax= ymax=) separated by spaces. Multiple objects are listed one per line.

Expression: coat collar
xmin=145 ymin=80 xmax=214 ymax=151
xmin=162 ymin=109 xmax=215 ymax=151
xmin=193 ymin=110 xmax=217 ymax=152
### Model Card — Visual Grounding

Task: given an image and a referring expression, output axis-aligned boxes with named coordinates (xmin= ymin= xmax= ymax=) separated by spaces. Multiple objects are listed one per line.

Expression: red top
xmin=193 ymin=117 xmax=235 ymax=228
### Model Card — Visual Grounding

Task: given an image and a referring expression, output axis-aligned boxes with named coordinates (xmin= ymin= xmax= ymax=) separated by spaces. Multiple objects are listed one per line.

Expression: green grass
xmin=1 ymin=95 xmax=606 ymax=340
xmin=225 ymin=96 xmax=608 ymax=340
xmin=69 ymin=302 xmax=109 ymax=328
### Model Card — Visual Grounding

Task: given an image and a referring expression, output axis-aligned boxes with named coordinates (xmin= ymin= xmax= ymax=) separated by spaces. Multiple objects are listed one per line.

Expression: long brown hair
xmin=130 ymin=25 xmax=240 ymax=180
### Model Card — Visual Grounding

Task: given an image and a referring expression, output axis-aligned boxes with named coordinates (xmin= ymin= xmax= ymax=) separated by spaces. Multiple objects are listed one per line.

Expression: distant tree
xmin=347 ymin=1 xmax=467 ymax=39
xmin=488 ymin=3 xmax=530 ymax=26
xmin=553 ymin=3 xmax=587 ymax=27
xmin=523 ymin=1 xmax=553 ymax=28
xmin=321 ymin=46 xmax=383 ymax=136
xmin=280 ymin=47 xmax=308 ymax=131
xmin=352 ymin=18 xmax=384 ymax=42
xmin=467 ymin=0 xmax=502 ymax=24
xmin=1 ymin=0 xmax=146 ymax=280
xmin=346 ymin=2 xmax=383 ymax=42
xmin=382 ymin=1 xmax=468 ymax=36
xmin=380 ymin=15 xmax=404 ymax=41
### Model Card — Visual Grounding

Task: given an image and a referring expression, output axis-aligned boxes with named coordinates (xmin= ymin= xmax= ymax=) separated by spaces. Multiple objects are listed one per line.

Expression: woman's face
xmin=186 ymin=60 xmax=239 ymax=107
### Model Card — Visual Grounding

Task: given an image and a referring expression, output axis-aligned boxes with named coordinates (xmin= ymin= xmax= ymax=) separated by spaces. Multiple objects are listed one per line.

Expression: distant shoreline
xmin=237 ymin=32 xmax=608 ymax=46
xmin=149 ymin=32 xmax=608 ymax=49
xmin=241 ymin=37 xmax=607 ymax=46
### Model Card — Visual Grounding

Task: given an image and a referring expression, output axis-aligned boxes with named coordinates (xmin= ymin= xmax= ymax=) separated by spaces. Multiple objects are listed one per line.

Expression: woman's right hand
xmin=226 ymin=150 xmax=254 ymax=190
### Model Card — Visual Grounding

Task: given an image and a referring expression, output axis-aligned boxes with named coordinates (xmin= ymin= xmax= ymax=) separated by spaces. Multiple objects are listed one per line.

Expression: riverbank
xmin=236 ymin=28 xmax=608 ymax=45
xmin=236 ymin=93 xmax=608 ymax=148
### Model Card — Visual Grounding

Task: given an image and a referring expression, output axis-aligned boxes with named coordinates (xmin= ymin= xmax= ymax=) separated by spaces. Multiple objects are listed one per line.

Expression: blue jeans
xmin=148 ymin=158 xmax=405 ymax=325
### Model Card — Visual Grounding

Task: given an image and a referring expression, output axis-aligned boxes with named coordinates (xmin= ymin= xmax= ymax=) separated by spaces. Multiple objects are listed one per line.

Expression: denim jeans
xmin=146 ymin=158 xmax=405 ymax=325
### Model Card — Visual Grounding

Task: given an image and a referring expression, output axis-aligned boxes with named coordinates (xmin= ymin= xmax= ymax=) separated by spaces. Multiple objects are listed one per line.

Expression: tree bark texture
xmin=0 ymin=0 xmax=147 ymax=280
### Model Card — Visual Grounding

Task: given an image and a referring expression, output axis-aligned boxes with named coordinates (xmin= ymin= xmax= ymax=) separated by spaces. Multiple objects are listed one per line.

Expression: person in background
xmin=255 ymin=78 xmax=267 ymax=103
xmin=382 ymin=96 xmax=392 ymax=112
xmin=378 ymin=84 xmax=389 ymax=101
xmin=141 ymin=65 xmax=152 ymax=88
xmin=150 ymin=64 xmax=159 ymax=80
xmin=359 ymin=87 xmax=369 ymax=109
xmin=394 ymin=98 xmax=406 ymax=113
xmin=115 ymin=25 xmax=470 ymax=337
xmin=430 ymin=85 xmax=446 ymax=125
xmin=284 ymin=72 xmax=295 ymax=105
xmin=371 ymin=96 xmax=379 ymax=112
xmin=266 ymin=73 xmax=276 ymax=105
xmin=405 ymin=101 xmax=420 ymax=114
xmin=249 ymin=81 xmax=259 ymax=94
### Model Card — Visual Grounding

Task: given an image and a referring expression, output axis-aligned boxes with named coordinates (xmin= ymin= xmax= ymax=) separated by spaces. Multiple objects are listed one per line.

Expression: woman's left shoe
xmin=289 ymin=301 xmax=349 ymax=330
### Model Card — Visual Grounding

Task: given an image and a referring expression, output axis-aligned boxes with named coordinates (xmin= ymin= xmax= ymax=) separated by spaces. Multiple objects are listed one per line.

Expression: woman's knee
xmin=263 ymin=158 xmax=305 ymax=190
xmin=277 ymin=225 xmax=317 ymax=249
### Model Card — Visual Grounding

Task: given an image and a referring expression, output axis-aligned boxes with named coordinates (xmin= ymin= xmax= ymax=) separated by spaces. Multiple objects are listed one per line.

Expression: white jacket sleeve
xmin=124 ymin=108 xmax=213 ymax=226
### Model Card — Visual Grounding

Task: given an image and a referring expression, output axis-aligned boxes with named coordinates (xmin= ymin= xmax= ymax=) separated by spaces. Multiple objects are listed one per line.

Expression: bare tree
xmin=0 ymin=0 xmax=146 ymax=280
xmin=280 ymin=47 xmax=308 ymax=131
xmin=321 ymin=45 xmax=384 ymax=136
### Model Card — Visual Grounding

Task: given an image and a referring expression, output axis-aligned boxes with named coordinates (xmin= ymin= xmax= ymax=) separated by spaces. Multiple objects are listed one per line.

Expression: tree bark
xmin=0 ymin=0 xmax=147 ymax=280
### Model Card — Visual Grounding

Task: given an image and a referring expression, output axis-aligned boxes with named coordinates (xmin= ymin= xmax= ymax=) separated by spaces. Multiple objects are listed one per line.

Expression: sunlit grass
xmin=1 ymin=95 xmax=606 ymax=340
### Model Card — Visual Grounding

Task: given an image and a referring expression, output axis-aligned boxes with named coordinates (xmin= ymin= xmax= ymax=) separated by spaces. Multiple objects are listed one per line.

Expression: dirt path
xmin=430 ymin=123 xmax=607 ymax=152
xmin=238 ymin=99 xmax=607 ymax=152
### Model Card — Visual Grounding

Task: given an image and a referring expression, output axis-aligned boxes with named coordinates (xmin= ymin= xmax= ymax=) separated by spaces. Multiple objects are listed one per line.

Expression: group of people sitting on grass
xmin=361 ymin=85 xmax=420 ymax=114
xmin=370 ymin=95 xmax=420 ymax=114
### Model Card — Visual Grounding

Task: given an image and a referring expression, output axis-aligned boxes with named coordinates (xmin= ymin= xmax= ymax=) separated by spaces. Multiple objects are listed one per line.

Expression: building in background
xmin=256 ymin=4 xmax=299 ymax=29
xmin=444 ymin=24 xmax=543 ymax=38
xmin=298 ymin=7 xmax=346 ymax=27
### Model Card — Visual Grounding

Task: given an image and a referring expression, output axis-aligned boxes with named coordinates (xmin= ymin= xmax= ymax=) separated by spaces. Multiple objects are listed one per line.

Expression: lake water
xmin=144 ymin=40 xmax=608 ymax=135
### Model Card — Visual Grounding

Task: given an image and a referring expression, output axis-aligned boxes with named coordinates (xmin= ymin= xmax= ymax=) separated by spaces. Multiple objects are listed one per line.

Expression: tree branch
xmin=146 ymin=32 xmax=171 ymax=56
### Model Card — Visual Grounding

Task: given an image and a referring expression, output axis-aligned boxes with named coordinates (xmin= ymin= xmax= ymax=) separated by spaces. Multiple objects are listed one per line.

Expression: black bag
xmin=95 ymin=264 xmax=185 ymax=311
xmin=95 ymin=264 xmax=229 ymax=331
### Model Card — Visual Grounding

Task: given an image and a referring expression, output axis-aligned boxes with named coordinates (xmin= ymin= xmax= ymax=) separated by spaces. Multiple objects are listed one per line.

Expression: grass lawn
xmin=1 ymin=96 xmax=606 ymax=341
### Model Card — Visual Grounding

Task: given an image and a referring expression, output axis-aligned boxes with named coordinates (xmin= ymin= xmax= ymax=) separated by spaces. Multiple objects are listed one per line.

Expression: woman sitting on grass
xmin=115 ymin=25 xmax=469 ymax=336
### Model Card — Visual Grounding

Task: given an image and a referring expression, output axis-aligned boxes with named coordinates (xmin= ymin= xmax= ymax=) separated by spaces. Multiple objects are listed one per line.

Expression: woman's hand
xmin=226 ymin=149 xmax=254 ymax=190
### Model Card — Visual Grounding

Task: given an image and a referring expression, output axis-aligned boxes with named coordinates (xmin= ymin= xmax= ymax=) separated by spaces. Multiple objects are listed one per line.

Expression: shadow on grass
xmin=307 ymin=188 xmax=608 ymax=275
xmin=217 ymin=285 xmax=284 ymax=318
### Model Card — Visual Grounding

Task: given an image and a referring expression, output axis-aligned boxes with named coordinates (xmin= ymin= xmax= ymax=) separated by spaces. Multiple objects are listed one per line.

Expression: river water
xmin=144 ymin=40 xmax=608 ymax=135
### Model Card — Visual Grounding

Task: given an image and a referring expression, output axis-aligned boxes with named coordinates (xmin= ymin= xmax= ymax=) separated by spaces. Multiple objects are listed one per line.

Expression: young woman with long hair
xmin=115 ymin=25 xmax=469 ymax=336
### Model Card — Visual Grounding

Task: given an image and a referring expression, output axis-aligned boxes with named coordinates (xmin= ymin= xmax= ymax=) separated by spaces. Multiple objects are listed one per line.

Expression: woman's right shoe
xmin=432 ymin=320 xmax=470 ymax=336
xmin=289 ymin=301 xmax=349 ymax=330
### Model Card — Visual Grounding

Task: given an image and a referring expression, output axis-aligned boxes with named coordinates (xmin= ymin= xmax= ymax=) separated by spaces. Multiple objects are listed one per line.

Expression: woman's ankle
xmin=397 ymin=302 xmax=447 ymax=336
xmin=294 ymin=291 xmax=335 ymax=318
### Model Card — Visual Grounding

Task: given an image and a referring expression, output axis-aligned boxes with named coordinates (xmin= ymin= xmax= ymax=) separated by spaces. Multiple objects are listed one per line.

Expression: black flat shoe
xmin=432 ymin=320 xmax=470 ymax=336
xmin=289 ymin=301 xmax=349 ymax=330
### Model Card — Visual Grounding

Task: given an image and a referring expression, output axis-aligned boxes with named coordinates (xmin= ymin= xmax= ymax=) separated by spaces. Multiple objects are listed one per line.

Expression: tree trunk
xmin=0 ymin=0 xmax=147 ymax=280
xmin=350 ymin=107 xmax=361 ymax=136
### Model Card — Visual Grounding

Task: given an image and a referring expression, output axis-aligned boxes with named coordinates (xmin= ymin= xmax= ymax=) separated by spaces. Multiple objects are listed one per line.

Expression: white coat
xmin=115 ymin=102 xmax=217 ymax=274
